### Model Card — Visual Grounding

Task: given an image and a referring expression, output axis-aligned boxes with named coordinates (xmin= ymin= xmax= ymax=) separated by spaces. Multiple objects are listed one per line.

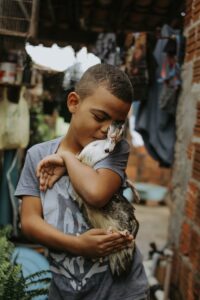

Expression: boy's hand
xmin=36 ymin=154 xmax=66 ymax=191
xmin=74 ymin=229 xmax=134 ymax=258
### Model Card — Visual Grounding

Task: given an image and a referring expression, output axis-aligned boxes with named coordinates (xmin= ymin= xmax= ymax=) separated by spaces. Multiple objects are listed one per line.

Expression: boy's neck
xmin=58 ymin=128 xmax=82 ymax=155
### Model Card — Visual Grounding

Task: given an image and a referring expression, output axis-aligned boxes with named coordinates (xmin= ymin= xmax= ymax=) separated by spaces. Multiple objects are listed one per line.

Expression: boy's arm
xmin=21 ymin=196 xmax=133 ymax=256
xmin=36 ymin=140 xmax=129 ymax=208
xmin=37 ymin=151 xmax=122 ymax=207
xmin=60 ymin=151 xmax=122 ymax=208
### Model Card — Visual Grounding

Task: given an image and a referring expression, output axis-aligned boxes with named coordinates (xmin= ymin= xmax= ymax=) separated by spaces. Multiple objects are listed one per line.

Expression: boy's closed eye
xmin=90 ymin=109 xmax=110 ymax=123
xmin=93 ymin=113 xmax=108 ymax=122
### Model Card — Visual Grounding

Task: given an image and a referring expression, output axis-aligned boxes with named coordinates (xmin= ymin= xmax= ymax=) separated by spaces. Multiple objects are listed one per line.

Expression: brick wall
xmin=126 ymin=144 xmax=172 ymax=187
xmin=169 ymin=0 xmax=200 ymax=299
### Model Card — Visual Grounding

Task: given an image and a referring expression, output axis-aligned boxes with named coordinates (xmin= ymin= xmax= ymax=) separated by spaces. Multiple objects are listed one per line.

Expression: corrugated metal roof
xmin=0 ymin=0 xmax=185 ymax=44
xmin=37 ymin=0 xmax=185 ymax=44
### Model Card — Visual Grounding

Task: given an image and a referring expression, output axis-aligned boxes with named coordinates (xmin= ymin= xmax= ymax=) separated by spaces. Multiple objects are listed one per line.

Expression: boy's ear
xmin=67 ymin=92 xmax=80 ymax=113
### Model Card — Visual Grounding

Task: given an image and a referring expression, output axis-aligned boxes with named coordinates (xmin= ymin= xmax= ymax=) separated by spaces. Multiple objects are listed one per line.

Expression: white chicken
xmin=68 ymin=122 xmax=140 ymax=276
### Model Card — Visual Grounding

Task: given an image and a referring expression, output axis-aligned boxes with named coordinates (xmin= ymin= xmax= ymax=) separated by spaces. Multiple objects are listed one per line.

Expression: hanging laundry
xmin=129 ymin=102 xmax=144 ymax=147
xmin=158 ymin=40 xmax=181 ymax=115
xmin=135 ymin=24 xmax=183 ymax=167
xmin=94 ymin=32 xmax=117 ymax=65
xmin=125 ymin=32 xmax=149 ymax=102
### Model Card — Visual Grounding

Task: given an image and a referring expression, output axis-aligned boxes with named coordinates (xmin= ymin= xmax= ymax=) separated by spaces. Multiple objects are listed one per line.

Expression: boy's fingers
xmin=40 ymin=177 xmax=48 ymax=192
xmin=48 ymin=177 xmax=56 ymax=188
xmin=36 ymin=162 xmax=45 ymax=177
xmin=37 ymin=166 xmax=52 ymax=178
xmin=39 ymin=181 xmax=45 ymax=191
xmin=40 ymin=176 xmax=46 ymax=185
xmin=106 ymin=231 xmax=133 ymax=241
xmin=45 ymin=177 xmax=49 ymax=190
xmin=42 ymin=171 xmax=48 ymax=179
xmin=105 ymin=236 xmax=134 ymax=248
xmin=48 ymin=167 xmax=54 ymax=175
xmin=89 ymin=228 xmax=111 ymax=235
xmin=36 ymin=165 xmax=40 ymax=177
xmin=47 ymin=175 xmax=55 ymax=189
xmin=88 ymin=229 xmax=133 ymax=241
xmin=36 ymin=159 xmax=49 ymax=175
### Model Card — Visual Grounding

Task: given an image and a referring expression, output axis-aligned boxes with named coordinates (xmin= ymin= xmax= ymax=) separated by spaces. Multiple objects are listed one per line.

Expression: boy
xmin=15 ymin=64 xmax=149 ymax=299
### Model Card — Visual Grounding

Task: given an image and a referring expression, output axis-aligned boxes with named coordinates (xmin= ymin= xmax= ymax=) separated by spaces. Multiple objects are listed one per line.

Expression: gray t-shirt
xmin=15 ymin=137 xmax=149 ymax=300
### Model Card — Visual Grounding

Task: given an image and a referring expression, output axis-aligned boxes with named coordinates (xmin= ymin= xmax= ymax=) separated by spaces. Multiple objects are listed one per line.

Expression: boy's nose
xmin=101 ymin=124 xmax=109 ymax=135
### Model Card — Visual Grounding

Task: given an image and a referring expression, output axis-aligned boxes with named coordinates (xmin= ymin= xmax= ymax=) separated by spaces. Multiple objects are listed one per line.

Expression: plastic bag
xmin=0 ymin=87 xmax=30 ymax=149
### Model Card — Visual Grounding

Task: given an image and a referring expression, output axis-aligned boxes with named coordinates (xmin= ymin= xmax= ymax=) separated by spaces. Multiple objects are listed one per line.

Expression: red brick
xmin=126 ymin=165 xmax=137 ymax=179
xmin=171 ymin=252 xmax=181 ymax=285
xmin=196 ymin=25 xmax=200 ymax=57
xmin=185 ymin=182 xmax=198 ymax=220
xmin=194 ymin=102 xmax=200 ymax=135
xmin=187 ymin=271 xmax=195 ymax=300
xmin=179 ymin=259 xmax=191 ymax=300
xmin=171 ymin=256 xmax=200 ymax=300
xmin=194 ymin=0 xmax=200 ymax=21
xmin=189 ymin=229 xmax=200 ymax=270
xmin=193 ymin=60 xmax=200 ymax=83
xmin=184 ymin=0 xmax=192 ymax=27
xmin=179 ymin=221 xmax=191 ymax=255
xmin=186 ymin=28 xmax=196 ymax=62
xmin=187 ymin=143 xmax=195 ymax=160
xmin=192 ymin=144 xmax=200 ymax=181
xmin=126 ymin=143 xmax=171 ymax=186
xmin=194 ymin=194 xmax=200 ymax=227
xmin=192 ymin=272 xmax=200 ymax=299
xmin=187 ymin=271 xmax=200 ymax=300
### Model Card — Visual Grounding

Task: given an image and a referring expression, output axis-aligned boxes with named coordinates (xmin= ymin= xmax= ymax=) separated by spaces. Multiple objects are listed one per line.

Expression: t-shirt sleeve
xmin=15 ymin=149 xmax=40 ymax=198
xmin=93 ymin=139 xmax=130 ymax=183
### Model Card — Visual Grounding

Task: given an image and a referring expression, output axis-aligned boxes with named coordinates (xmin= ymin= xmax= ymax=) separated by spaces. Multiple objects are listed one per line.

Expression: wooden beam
xmin=16 ymin=0 xmax=30 ymax=20
xmin=29 ymin=0 xmax=40 ymax=39
xmin=0 ymin=28 xmax=27 ymax=37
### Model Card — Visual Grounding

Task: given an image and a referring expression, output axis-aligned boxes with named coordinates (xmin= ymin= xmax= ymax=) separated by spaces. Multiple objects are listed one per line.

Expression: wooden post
xmin=28 ymin=0 xmax=40 ymax=39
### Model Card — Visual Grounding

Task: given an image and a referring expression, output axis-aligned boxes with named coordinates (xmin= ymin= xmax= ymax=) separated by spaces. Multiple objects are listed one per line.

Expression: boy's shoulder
xmin=27 ymin=136 xmax=63 ymax=158
xmin=113 ymin=138 xmax=130 ymax=154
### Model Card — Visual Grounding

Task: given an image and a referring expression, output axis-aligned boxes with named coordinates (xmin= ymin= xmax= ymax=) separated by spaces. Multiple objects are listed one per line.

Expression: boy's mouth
xmin=93 ymin=136 xmax=106 ymax=141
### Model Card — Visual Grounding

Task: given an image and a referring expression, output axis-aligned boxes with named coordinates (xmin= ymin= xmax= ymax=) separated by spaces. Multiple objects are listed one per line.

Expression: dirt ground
xmin=134 ymin=203 xmax=170 ymax=260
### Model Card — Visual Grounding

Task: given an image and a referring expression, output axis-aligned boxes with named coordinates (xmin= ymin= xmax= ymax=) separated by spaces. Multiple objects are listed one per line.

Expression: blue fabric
xmin=12 ymin=246 xmax=51 ymax=300
xmin=7 ymin=150 xmax=21 ymax=235
xmin=0 ymin=150 xmax=14 ymax=225
xmin=135 ymin=24 xmax=181 ymax=167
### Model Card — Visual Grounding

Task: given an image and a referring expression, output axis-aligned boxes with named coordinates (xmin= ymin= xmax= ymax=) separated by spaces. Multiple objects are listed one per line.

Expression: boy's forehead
xmin=86 ymin=85 xmax=112 ymax=97
xmin=81 ymin=85 xmax=131 ymax=118
xmin=85 ymin=85 xmax=129 ymax=103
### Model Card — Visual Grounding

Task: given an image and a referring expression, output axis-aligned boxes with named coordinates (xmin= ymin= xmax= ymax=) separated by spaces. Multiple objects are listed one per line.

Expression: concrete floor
xmin=134 ymin=203 xmax=170 ymax=260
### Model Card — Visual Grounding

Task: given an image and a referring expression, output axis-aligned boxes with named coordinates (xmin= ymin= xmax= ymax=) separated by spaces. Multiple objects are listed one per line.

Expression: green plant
xmin=0 ymin=225 xmax=51 ymax=300
xmin=29 ymin=106 xmax=55 ymax=147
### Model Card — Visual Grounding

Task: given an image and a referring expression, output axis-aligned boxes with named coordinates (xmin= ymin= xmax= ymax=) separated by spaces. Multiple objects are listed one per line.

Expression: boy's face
xmin=67 ymin=86 xmax=131 ymax=150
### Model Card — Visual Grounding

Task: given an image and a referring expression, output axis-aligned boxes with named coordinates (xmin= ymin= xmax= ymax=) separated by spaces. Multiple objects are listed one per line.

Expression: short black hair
xmin=75 ymin=63 xmax=133 ymax=103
